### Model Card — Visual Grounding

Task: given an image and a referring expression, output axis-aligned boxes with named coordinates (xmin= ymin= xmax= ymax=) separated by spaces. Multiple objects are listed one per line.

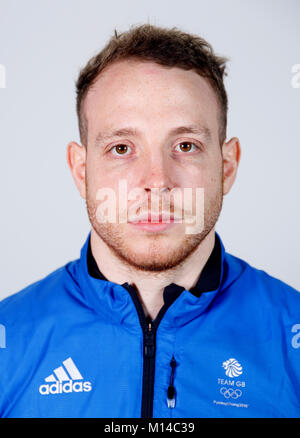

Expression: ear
xmin=67 ymin=141 xmax=87 ymax=199
xmin=222 ymin=137 xmax=241 ymax=195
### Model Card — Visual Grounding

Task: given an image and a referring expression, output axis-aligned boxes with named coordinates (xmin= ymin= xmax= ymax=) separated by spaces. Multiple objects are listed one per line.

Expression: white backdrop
xmin=0 ymin=0 xmax=299 ymax=300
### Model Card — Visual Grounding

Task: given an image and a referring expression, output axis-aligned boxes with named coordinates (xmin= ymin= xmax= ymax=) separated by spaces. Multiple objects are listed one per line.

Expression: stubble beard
xmin=85 ymin=180 xmax=223 ymax=273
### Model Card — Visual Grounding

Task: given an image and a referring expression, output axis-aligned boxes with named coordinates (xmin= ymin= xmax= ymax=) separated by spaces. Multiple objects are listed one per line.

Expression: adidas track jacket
xmin=0 ymin=231 xmax=299 ymax=418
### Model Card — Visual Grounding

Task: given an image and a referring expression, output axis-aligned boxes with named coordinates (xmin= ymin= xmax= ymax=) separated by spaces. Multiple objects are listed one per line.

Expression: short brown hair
xmin=76 ymin=23 xmax=228 ymax=146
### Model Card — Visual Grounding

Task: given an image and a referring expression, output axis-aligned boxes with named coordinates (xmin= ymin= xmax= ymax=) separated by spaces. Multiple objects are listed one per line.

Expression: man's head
xmin=76 ymin=24 xmax=229 ymax=147
xmin=67 ymin=24 xmax=240 ymax=272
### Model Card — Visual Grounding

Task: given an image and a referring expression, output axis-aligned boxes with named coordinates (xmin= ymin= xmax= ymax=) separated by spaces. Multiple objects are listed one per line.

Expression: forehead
xmin=83 ymin=59 xmax=220 ymax=140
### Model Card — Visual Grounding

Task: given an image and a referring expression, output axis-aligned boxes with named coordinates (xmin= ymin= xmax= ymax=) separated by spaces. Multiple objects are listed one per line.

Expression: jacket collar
xmin=76 ymin=230 xmax=228 ymax=329
xmin=87 ymin=231 xmax=221 ymax=297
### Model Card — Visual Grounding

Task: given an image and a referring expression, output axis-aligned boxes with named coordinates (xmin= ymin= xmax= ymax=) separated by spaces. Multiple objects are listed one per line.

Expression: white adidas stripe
xmin=53 ymin=366 xmax=70 ymax=382
xmin=44 ymin=357 xmax=83 ymax=382
xmin=45 ymin=374 xmax=56 ymax=382
xmin=63 ymin=357 xmax=83 ymax=380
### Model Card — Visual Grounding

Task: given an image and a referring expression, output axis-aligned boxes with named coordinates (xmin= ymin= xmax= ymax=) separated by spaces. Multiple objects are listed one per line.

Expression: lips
xmin=128 ymin=212 xmax=177 ymax=224
xmin=127 ymin=211 xmax=181 ymax=233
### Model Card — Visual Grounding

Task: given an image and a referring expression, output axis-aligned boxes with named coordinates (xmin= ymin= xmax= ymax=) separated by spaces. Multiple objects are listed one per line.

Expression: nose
xmin=141 ymin=152 xmax=174 ymax=192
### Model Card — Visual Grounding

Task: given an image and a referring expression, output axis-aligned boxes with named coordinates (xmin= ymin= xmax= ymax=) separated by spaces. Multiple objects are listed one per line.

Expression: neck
xmin=90 ymin=228 xmax=216 ymax=320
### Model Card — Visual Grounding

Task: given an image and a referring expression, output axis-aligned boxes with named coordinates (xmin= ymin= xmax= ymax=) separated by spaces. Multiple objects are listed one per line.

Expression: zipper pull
xmin=144 ymin=322 xmax=155 ymax=357
xmin=167 ymin=355 xmax=177 ymax=408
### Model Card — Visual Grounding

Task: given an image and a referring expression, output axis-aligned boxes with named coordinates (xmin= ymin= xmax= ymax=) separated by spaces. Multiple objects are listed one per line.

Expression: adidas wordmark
xmin=39 ymin=357 xmax=92 ymax=395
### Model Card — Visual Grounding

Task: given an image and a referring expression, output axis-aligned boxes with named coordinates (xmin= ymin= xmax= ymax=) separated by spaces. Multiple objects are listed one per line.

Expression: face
xmin=68 ymin=59 xmax=240 ymax=271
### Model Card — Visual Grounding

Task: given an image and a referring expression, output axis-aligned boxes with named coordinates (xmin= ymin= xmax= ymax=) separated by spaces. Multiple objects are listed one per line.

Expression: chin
xmin=114 ymin=233 xmax=200 ymax=272
xmin=90 ymin=216 xmax=212 ymax=271
xmin=120 ymin=250 xmax=184 ymax=272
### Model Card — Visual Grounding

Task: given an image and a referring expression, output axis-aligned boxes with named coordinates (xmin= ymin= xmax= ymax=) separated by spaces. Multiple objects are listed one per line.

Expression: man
xmin=0 ymin=24 xmax=299 ymax=418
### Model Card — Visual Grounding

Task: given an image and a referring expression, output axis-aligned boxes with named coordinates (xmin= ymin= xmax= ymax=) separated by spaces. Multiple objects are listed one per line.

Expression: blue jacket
xmin=0 ymin=231 xmax=299 ymax=418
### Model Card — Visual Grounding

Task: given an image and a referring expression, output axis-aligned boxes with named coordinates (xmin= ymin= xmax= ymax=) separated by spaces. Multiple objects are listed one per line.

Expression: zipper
xmin=122 ymin=282 xmax=184 ymax=418
xmin=167 ymin=355 xmax=177 ymax=408
xmin=142 ymin=320 xmax=155 ymax=418
xmin=122 ymin=282 xmax=157 ymax=417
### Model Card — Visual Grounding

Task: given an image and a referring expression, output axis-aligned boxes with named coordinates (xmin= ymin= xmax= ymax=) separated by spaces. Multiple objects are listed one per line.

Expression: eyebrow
xmin=95 ymin=124 xmax=212 ymax=146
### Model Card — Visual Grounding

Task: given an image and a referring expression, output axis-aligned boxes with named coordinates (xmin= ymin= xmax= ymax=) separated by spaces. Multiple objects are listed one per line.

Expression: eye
xmin=174 ymin=142 xmax=199 ymax=153
xmin=110 ymin=144 xmax=132 ymax=156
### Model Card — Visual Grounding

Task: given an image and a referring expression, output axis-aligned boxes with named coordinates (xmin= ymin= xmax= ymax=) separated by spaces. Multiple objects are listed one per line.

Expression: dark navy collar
xmin=87 ymin=232 xmax=222 ymax=301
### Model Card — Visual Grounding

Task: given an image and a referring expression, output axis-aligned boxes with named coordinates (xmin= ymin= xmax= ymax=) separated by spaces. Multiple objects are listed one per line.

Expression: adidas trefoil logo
xmin=39 ymin=357 xmax=92 ymax=395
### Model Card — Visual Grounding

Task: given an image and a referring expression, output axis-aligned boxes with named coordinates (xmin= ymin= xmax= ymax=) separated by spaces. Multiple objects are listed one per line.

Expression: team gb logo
xmin=222 ymin=358 xmax=243 ymax=378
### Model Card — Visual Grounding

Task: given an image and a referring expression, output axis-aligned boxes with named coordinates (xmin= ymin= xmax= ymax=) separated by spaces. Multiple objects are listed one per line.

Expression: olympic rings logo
xmin=220 ymin=387 xmax=242 ymax=399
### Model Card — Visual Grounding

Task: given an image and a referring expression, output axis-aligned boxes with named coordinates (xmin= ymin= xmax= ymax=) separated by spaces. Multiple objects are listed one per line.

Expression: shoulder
xmin=0 ymin=259 xmax=81 ymax=327
xmin=224 ymin=251 xmax=300 ymax=312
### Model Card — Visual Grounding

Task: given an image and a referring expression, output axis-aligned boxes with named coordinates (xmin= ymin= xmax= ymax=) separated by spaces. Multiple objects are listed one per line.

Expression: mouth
xmin=128 ymin=212 xmax=181 ymax=232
